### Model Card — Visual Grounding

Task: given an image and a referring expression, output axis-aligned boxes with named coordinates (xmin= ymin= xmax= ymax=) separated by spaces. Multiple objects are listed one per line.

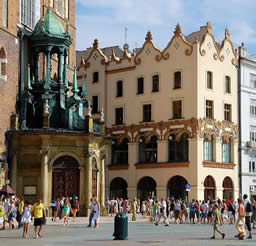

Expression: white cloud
xmin=76 ymin=0 xmax=256 ymax=53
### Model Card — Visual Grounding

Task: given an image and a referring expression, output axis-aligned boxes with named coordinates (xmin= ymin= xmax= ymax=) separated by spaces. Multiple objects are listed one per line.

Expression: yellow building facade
xmin=77 ymin=22 xmax=239 ymax=202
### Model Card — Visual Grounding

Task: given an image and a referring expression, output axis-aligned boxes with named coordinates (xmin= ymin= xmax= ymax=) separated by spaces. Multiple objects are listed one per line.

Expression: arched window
xmin=174 ymin=71 xmax=181 ymax=89
xmin=138 ymin=136 xmax=157 ymax=163
xmin=168 ymin=133 xmax=189 ymax=162
xmin=0 ymin=47 xmax=7 ymax=81
xmin=223 ymin=177 xmax=233 ymax=200
xmin=222 ymin=137 xmax=231 ymax=163
xmin=204 ymin=134 xmax=213 ymax=161
xmin=152 ymin=75 xmax=159 ymax=92
xmin=111 ymin=138 xmax=128 ymax=165
xmin=204 ymin=175 xmax=216 ymax=200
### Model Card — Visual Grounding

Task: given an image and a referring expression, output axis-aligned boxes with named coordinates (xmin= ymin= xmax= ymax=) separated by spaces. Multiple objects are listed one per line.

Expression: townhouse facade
xmin=239 ymin=44 xmax=256 ymax=199
xmin=77 ymin=22 xmax=239 ymax=202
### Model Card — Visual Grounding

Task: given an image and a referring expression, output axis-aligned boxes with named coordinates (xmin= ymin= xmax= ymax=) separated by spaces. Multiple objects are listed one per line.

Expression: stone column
xmin=99 ymin=156 xmax=105 ymax=206
xmin=58 ymin=49 xmax=64 ymax=83
xmin=35 ymin=52 xmax=39 ymax=82
xmin=63 ymin=49 xmax=68 ymax=87
xmin=157 ymin=140 xmax=167 ymax=163
xmin=40 ymin=150 xmax=49 ymax=206
xmin=79 ymin=166 xmax=85 ymax=215
xmin=128 ymin=143 xmax=137 ymax=199
xmin=11 ymin=152 xmax=17 ymax=192
xmin=216 ymin=138 xmax=222 ymax=163
xmin=84 ymin=152 xmax=92 ymax=216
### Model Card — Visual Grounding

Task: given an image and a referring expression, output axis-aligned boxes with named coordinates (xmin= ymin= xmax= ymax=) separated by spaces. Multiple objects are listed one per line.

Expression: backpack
xmin=246 ymin=202 xmax=254 ymax=213
xmin=71 ymin=198 xmax=78 ymax=208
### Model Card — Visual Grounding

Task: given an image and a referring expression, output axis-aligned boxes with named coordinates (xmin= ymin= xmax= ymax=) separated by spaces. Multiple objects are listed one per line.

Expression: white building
xmin=239 ymin=44 xmax=256 ymax=199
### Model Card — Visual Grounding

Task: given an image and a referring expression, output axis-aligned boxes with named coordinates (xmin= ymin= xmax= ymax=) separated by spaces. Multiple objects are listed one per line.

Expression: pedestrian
xmin=195 ymin=200 xmax=200 ymax=224
xmin=105 ymin=198 xmax=111 ymax=215
xmin=87 ymin=197 xmax=95 ymax=227
xmin=0 ymin=200 xmax=5 ymax=230
xmin=123 ymin=198 xmax=129 ymax=213
xmin=154 ymin=198 xmax=169 ymax=226
xmin=132 ymin=198 xmax=137 ymax=221
xmin=59 ymin=197 xmax=64 ymax=220
xmin=8 ymin=200 xmax=17 ymax=230
xmin=207 ymin=200 xmax=213 ymax=224
xmin=2 ymin=196 xmax=10 ymax=230
xmin=51 ymin=198 xmax=58 ymax=222
xmin=228 ymin=201 xmax=234 ymax=224
xmin=189 ymin=199 xmax=196 ymax=224
xmin=153 ymin=200 xmax=157 ymax=221
xmin=201 ymin=201 xmax=208 ymax=224
xmin=243 ymin=194 xmax=253 ymax=239
xmin=17 ymin=197 xmax=24 ymax=229
xmin=32 ymin=199 xmax=46 ymax=239
xmin=174 ymin=200 xmax=181 ymax=224
xmin=210 ymin=204 xmax=225 ymax=239
xmin=93 ymin=198 xmax=100 ymax=228
xmin=62 ymin=198 xmax=71 ymax=226
xmin=141 ymin=201 xmax=146 ymax=218
xmin=21 ymin=201 xmax=32 ymax=238
xmin=71 ymin=195 xmax=79 ymax=222
xmin=251 ymin=199 xmax=256 ymax=229
xmin=235 ymin=198 xmax=246 ymax=240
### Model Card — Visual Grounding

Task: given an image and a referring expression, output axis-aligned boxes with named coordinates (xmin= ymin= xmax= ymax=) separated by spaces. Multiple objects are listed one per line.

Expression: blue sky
xmin=76 ymin=0 xmax=256 ymax=54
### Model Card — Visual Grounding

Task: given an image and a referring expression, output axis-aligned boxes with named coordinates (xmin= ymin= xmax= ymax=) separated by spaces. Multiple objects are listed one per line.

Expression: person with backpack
xmin=71 ymin=196 xmax=79 ymax=222
xmin=243 ymin=194 xmax=253 ymax=239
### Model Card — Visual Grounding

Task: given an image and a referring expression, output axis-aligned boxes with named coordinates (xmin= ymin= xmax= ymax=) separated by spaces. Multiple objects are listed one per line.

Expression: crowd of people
xmin=105 ymin=194 xmax=256 ymax=240
xmin=0 ymin=194 xmax=85 ymax=239
xmin=1 ymin=193 xmax=256 ymax=240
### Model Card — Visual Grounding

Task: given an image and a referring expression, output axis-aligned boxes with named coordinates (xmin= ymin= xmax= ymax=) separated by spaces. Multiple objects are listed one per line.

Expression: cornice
xmin=203 ymin=161 xmax=236 ymax=169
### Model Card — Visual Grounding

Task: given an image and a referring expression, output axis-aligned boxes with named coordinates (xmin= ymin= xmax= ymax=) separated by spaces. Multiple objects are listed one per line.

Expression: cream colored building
xmin=77 ymin=22 xmax=239 ymax=202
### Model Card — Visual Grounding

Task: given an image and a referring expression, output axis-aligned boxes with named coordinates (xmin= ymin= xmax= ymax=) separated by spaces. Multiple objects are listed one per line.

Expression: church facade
xmin=7 ymin=6 xmax=107 ymax=216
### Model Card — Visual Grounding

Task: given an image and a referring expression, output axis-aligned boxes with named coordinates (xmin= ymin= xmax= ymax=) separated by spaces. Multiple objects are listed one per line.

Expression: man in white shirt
xmin=154 ymin=198 xmax=169 ymax=226
xmin=201 ymin=201 xmax=208 ymax=224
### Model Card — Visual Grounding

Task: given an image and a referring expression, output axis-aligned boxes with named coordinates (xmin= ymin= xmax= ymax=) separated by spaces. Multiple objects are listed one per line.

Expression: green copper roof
xmin=33 ymin=8 xmax=65 ymax=37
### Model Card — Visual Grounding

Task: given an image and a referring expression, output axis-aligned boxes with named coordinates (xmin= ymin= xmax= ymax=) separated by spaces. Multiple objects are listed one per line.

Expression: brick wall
xmin=0 ymin=29 xmax=19 ymax=152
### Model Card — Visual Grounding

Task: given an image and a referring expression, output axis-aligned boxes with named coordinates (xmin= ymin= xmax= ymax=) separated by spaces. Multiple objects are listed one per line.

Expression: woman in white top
xmin=21 ymin=201 xmax=31 ymax=238
xmin=93 ymin=198 xmax=100 ymax=228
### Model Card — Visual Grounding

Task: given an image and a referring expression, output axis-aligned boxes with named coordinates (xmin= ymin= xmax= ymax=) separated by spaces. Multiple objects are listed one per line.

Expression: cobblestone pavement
xmin=1 ymin=216 xmax=256 ymax=246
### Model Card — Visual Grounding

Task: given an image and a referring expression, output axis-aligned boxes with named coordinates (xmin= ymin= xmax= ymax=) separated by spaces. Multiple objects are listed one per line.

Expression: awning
xmin=0 ymin=184 xmax=15 ymax=194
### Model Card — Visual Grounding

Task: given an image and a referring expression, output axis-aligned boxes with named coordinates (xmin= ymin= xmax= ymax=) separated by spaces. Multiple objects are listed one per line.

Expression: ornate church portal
xmin=52 ymin=156 xmax=80 ymax=199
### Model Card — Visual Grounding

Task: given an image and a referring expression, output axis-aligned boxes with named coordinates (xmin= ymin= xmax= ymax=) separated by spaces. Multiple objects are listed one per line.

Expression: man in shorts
xmin=32 ymin=199 xmax=46 ymax=239
xmin=210 ymin=204 xmax=225 ymax=240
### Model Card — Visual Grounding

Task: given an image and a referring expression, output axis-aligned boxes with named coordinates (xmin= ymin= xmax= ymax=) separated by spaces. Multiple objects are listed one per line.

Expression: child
xmin=21 ymin=201 xmax=32 ymax=238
